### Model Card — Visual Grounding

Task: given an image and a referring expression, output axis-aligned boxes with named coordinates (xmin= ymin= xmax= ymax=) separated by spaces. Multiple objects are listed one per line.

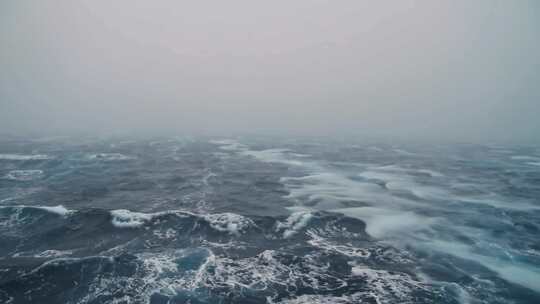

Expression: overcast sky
xmin=1 ymin=1 xmax=539 ymax=143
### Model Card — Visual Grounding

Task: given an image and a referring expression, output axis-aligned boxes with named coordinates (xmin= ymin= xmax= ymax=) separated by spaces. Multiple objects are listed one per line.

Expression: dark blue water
xmin=0 ymin=136 xmax=539 ymax=303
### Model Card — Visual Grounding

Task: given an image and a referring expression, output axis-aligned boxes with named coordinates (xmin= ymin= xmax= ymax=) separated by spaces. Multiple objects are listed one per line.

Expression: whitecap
xmin=209 ymin=139 xmax=247 ymax=151
xmin=276 ymin=211 xmax=313 ymax=238
xmin=109 ymin=208 xmax=253 ymax=234
xmin=424 ymin=240 xmax=540 ymax=293
xmin=0 ymin=205 xmax=72 ymax=216
xmin=210 ymin=139 xmax=313 ymax=167
xmin=0 ymin=153 xmax=51 ymax=160
xmin=241 ymin=148 xmax=306 ymax=166
xmin=282 ymin=172 xmax=417 ymax=210
xmin=4 ymin=170 xmax=44 ymax=181
xmin=334 ymin=207 xmax=436 ymax=239
xmin=87 ymin=153 xmax=135 ymax=161
xmin=203 ymin=212 xmax=254 ymax=236
xmin=350 ymin=264 xmax=428 ymax=300
xmin=34 ymin=249 xmax=74 ymax=258
xmin=416 ymin=169 xmax=444 ymax=177
xmin=36 ymin=205 xmax=71 ymax=216
xmin=110 ymin=209 xmax=155 ymax=228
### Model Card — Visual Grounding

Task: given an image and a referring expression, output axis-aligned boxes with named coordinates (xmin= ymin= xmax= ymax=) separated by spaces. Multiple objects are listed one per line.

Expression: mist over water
xmin=1 ymin=1 xmax=540 ymax=142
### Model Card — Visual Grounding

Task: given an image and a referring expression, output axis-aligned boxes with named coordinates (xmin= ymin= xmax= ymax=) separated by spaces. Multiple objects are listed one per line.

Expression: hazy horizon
xmin=2 ymin=4 xmax=540 ymax=302
xmin=2 ymin=1 xmax=539 ymax=143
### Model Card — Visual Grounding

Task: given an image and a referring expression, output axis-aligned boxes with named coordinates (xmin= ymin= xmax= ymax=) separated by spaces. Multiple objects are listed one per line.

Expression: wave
xmin=3 ymin=245 xmax=435 ymax=304
xmin=0 ymin=205 xmax=71 ymax=216
xmin=108 ymin=209 xmax=256 ymax=237
xmin=210 ymin=139 xmax=313 ymax=167
xmin=86 ymin=153 xmax=135 ymax=161
xmin=109 ymin=209 xmax=158 ymax=227
xmin=334 ymin=207 xmax=437 ymax=239
xmin=3 ymin=170 xmax=44 ymax=181
xmin=276 ymin=211 xmax=313 ymax=238
xmin=1 ymin=202 xmax=533 ymax=303
xmin=209 ymin=139 xmax=247 ymax=151
xmin=0 ymin=153 xmax=51 ymax=160
xmin=202 ymin=212 xmax=255 ymax=236
xmin=210 ymin=141 xmax=540 ymax=297
xmin=511 ymin=155 xmax=540 ymax=161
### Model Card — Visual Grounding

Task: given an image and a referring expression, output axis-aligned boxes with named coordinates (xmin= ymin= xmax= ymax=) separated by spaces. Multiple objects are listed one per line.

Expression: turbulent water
xmin=0 ymin=136 xmax=539 ymax=304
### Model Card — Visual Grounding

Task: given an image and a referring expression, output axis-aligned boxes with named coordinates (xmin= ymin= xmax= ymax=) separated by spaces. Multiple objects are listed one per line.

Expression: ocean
xmin=0 ymin=136 xmax=539 ymax=303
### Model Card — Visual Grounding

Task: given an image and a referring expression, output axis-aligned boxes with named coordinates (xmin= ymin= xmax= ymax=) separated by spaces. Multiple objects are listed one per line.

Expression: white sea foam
xmin=366 ymin=165 xmax=444 ymax=178
xmin=96 ymin=248 xmax=349 ymax=303
xmin=203 ymin=212 xmax=254 ymax=236
xmin=241 ymin=148 xmax=307 ymax=166
xmin=350 ymin=264 xmax=428 ymax=301
xmin=153 ymin=228 xmax=177 ymax=239
xmin=307 ymin=230 xmax=371 ymax=258
xmin=277 ymin=160 xmax=524 ymax=301
xmin=34 ymin=249 xmax=74 ymax=258
xmin=334 ymin=207 xmax=436 ymax=239
xmin=458 ymin=195 xmax=540 ymax=211
xmin=360 ymin=167 xmax=539 ymax=211
xmin=69 ymin=250 xmax=187 ymax=303
xmin=197 ymin=249 xmax=348 ymax=294
xmin=417 ymin=169 xmax=444 ymax=177
xmin=386 ymin=180 xmax=450 ymax=200
xmin=201 ymin=170 xmax=217 ymax=186
xmin=139 ymin=251 xmax=179 ymax=275
xmin=209 ymin=139 xmax=247 ymax=151
xmin=109 ymin=208 xmax=254 ymax=235
xmin=276 ymin=163 xmax=441 ymax=243
xmin=110 ymin=209 xmax=156 ymax=228
xmin=0 ymin=153 xmax=51 ymax=160
xmin=269 ymin=261 xmax=429 ymax=303
xmin=358 ymin=170 xmax=404 ymax=182
xmin=282 ymin=172 xmax=417 ymax=210
xmin=359 ymin=167 xmax=450 ymax=201
xmin=87 ymin=153 xmax=135 ymax=161
xmin=31 ymin=256 xmax=114 ymax=274
xmin=4 ymin=170 xmax=44 ymax=181
xmin=36 ymin=205 xmax=71 ymax=216
xmin=425 ymin=240 xmax=540 ymax=293
xmin=210 ymin=139 xmax=312 ymax=167
xmin=270 ymin=294 xmax=352 ymax=304
xmin=0 ymin=205 xmax=72 ymax=216
xmin=274 ymin=152 xmax=540 ymax=300
xmin=444 ymin=282 xmax=473 ymax=304
xmin=276 ymin=211 xmax=313 ymax=238
xmin=201 ymin=239 xmax=248 ymax=250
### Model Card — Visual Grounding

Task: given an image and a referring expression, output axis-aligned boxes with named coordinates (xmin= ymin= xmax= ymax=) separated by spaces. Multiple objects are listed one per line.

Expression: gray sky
xmin=1 ymin=1 xmax=539 ymax=142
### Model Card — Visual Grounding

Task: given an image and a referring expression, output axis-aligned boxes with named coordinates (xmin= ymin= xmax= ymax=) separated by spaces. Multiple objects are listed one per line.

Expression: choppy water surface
xmin=0 ymin=136 xmax=539 ymax=304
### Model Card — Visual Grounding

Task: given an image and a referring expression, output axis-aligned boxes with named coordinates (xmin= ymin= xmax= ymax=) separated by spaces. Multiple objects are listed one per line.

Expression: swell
xmin=0 ymin=205 xmax=370 ymax=260
xmin=9 ymin=204 xmax=529 ymax=304
xmin=0 ymin=205 xmax=450 ymax=304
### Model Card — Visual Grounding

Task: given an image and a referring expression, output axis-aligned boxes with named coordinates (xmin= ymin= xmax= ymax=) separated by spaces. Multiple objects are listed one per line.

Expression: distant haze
xmin=1 ymin=1 xmax=539 ymax=143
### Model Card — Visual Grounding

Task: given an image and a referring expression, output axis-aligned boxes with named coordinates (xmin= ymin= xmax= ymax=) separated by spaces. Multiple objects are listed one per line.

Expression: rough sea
xmin=0 ymin=136 xmax=539 ymax=304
